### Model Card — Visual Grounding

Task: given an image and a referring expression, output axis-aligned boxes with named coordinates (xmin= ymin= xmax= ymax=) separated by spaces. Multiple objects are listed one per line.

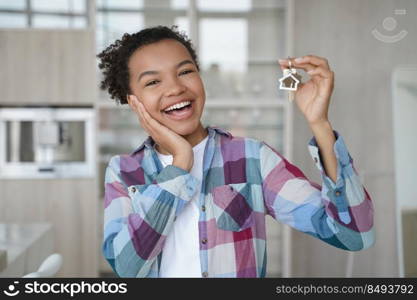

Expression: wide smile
xmin=162 ymin=100 xmax=195 ymax=121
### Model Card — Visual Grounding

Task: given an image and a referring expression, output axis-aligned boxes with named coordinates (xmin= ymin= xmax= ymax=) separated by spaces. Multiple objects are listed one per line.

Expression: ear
xmin=127 ymin=94 xmax=140 ymax=104
xmin=126 ymin=94 xmax=134 ymax=106
xmin=126 ymin=95 xmax=137 ymax=110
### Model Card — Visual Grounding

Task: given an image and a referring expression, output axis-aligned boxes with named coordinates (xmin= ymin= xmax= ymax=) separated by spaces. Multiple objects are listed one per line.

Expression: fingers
xmin=278 ymin=58 xmax=315 ymax=72
xmin=128 ymin=95 xmax=152 ymax=135
xmin=295 ymin=55 xmax=330 ymax=69
xmin=128 ymin=95 xmax=143 ymax=123
xmin=128 ymin=95 xmax=167 ymax=139
xmin=278 ymin=55 xmax=333 ymax=79
xmin=137 ymin=101 xmax=162 ymax=132
xmin=307 ymin=67 xmax=334 ymax=79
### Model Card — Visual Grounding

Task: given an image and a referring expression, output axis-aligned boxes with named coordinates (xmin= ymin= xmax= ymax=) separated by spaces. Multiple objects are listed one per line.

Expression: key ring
xmin=288 ymin=56 xmax=292 ymax=70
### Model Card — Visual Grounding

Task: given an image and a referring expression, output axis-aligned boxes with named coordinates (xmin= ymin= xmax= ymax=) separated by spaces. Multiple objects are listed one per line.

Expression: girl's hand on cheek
xmin=128 ymin=95 xmax=194 ymax=172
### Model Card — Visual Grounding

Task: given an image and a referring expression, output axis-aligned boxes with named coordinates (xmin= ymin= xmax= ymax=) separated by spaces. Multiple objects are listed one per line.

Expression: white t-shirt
xmin=156 ymin=135 xmax=208 ymax=278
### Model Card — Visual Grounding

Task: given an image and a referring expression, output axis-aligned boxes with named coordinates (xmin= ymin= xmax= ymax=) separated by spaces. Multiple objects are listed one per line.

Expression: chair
xmin=23 ymin=253 xmax=63 ymax=278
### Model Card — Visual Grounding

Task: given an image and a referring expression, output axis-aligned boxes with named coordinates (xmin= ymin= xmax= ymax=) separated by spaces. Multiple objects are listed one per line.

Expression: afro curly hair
xmin=97 ymin=25 xmax=200 ymax=105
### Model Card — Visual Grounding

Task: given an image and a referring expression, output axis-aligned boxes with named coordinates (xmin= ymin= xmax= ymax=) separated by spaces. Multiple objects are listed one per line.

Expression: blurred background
xmin=0 ymin=0 xmax=415 ymax=278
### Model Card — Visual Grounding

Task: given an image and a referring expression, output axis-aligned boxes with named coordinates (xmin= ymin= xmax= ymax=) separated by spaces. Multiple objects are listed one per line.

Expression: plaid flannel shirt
xmin=102 ymin=126 xmax=375 ymax=277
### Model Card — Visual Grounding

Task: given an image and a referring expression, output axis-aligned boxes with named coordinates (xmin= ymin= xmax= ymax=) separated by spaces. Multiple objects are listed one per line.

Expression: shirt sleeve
xmin=260 ymin=130 xmax=375 ymax=251
xmin=102 ymin=155 xmax=199 ymax=277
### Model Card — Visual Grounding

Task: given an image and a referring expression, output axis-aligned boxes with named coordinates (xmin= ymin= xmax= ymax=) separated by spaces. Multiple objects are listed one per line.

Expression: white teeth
xmin=164 ymin=101 xmax=191 ymax=112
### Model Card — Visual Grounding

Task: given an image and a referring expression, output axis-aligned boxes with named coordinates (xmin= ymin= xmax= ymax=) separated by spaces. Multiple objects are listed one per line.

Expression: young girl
xmin=98 ymin=25 xmax=375 ymax=278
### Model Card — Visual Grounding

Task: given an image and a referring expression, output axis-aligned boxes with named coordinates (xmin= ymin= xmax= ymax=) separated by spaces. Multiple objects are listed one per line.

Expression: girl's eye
xmin=145 ymin=80 xmax=159 ymax=87
xmin=180 ymin=69 xmax=194 ymax=75
xmin=144 ymin=70 xmax=193 ymax=86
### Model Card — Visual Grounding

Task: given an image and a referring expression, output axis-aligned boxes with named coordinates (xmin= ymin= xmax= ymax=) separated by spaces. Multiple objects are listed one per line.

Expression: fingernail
xmin=294 ymin=57 xmax=304 ymax=63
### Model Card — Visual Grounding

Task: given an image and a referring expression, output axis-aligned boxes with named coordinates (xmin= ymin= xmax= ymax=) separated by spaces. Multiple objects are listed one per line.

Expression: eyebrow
xmin=137 ymin=59 xmax=195 ymax=82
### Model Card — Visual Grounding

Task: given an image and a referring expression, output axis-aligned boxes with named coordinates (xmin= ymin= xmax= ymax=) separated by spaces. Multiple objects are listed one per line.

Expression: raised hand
xmin=279 ymin=55 xmax=334 ymax=125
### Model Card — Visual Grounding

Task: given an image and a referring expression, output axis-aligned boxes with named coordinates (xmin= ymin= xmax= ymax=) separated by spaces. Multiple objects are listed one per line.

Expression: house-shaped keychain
xmin=279 ymin=68 xmax=301 ymax=91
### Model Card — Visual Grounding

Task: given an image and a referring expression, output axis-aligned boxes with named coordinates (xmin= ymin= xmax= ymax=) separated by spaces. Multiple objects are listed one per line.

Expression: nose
xmin=164 ymin=77 xmax=186 ymax=97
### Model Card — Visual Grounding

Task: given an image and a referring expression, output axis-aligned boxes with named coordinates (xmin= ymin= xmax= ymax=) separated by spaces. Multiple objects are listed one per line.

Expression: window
xmin=0 ymin=13 xmax=26 ymax=28
xmin=198 ymin=0 xmax=251 ymax=12
xmin=96 ymin=12 xmax=144 ymax=51
xmin=0 ymin=0 xmax=88 ymax=28
xmin=0 ymin=0 xmax=26 ymax=10
xmin=96 ymin=0 xmax=143 ymax=10
xmin=200 ymin=18 xmax=248 ymax=98
xmin=32 ymin=0 xmax=86 ymax=13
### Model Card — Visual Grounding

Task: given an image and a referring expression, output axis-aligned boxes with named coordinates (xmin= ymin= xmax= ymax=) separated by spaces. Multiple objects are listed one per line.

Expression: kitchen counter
xmin=0 ymin=223 xmax=54 ymax=277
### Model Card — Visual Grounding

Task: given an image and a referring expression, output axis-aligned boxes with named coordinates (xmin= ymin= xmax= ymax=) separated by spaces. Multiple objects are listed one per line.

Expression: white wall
xmin=393 ymin=67 xmax=417 ymax=210
xmin=289 ymin=0 xmax=417 ymax=277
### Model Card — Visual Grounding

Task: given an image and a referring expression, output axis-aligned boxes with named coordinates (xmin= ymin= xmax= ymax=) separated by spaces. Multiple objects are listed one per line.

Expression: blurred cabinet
xmin=0 ymin=29 xmax=96 ymax=106
xmin=0 ymin=223 xmax=54 ymax=277
xmin=0 ymin=28 xmax=98 ymax=277
xmin=0 ymin=107 xmax=95 ymax=179
xmin=0 ymin=179 xmax=98 ymax=277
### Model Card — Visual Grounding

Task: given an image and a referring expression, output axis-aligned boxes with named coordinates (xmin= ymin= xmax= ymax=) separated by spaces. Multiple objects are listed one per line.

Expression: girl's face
xmin=127 ymin=39 xmax=206 ymax=136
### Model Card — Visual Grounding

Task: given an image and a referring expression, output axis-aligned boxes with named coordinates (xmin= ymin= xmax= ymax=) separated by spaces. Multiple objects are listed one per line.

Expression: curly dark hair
xmin=97 ymin=25 xmax=200 ymax=105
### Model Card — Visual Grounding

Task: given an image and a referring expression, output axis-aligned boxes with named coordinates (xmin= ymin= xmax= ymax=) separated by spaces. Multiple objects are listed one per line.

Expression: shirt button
xmin=314 ymin=157 xmax=318 ymax=163
xmin=202 ymin=272 xmax=208 ymax=278
xmin=201 ymin=238 xmax=207 ymax=244
xmin=129 ymin=186 xmax=137 ymax=193
xmin=201 ymin=205 xmax=206 ymax=212
xmin=335 ymin=190 xmax=341 ymax=196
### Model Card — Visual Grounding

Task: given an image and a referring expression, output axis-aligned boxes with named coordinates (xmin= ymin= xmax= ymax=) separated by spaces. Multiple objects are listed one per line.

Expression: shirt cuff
xmin=152 ymin=165 xmax=200 ymax=202
xmin=307 ymin=130 xmax=352 ymax=189
xmin=307 ymin=130 xmax=355 ymax=224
